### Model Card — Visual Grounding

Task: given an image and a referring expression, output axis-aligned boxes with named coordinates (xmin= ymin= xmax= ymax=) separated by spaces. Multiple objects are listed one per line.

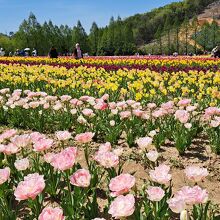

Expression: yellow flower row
xmin=0 ymin=62 xmax=220 ymax=105
xmin=0 ymin=56 xmax=220 ymax=68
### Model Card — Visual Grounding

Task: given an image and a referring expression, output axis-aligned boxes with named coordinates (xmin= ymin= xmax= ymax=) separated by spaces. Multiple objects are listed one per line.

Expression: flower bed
xmin=0 ymin=56 xmax=220 ymax=219
xmin=0 ymin=127 xmax=219 ymax=219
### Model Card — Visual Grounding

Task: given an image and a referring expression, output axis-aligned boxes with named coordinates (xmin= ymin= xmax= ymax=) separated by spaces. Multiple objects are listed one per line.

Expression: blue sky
xmin=0 ymin=0 xmax=178 ymax=34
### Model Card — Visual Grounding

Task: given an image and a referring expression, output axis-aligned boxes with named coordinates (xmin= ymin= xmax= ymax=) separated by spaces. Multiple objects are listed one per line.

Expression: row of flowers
xmin=1 ymin=56 xmax=220 ymax=68
xmin=0 ymin=127 xmax=217 ymax=219
xmin=0 ymin=62 xmax=220 ymax=104
xmin=0 ymin=88 xmax=219 ymax=154
xmin=0 ymin=56 xmax=220 ymax=72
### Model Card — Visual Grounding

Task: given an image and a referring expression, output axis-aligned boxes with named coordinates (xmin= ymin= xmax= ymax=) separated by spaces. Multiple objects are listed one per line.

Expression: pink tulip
xmin=184 ymin=123 xmax=192 ymax=129
xmin=176 ymin=186 xmax=208 ymax=205
xmin=180 ymin=210 xmax=189 ymax=220
xmin=186 ymin=105 xmax=197 ymax=112
xmin=70 ymin=108 xmax=77 ymax=115
xmin=94 ymin=101 xmax=108 ymax=110
xmin=44 ymin=152 xmax=55 ymax=163
xmin=94 ymin=151 xmax=119 ymax=168
xmin=119 ymin=111 xmax=131 ymax=119
xmin=146 ymin=150 xmax=159 ymax=162
xmin=109 ymin=102 xmax=117 ymax=109
xmin=161 ymin=101 xmax=174 ymax=110
xmin=14 ymin=158 xmax=30 ymax=171
xmin=43 ymin=103 xmax=50 ymax=109
xmin=0 ymin=129 xmax=17 ymax=142
xmin=147 ymin=103 xmax=157 ymax=109
xmin=136 ymin=137 xmax=153 ymax=150
xmin=147 ymin=186 xmax=165 ymax=201
xmin=0 ymin=88 xmax=10 ymax=94
xmin=11 ymin=134 xmax=31 ymax=148
xmin=55 ymin=131 xmax=72 ymax=141
xmin=152 ymin=109 xmax=166 ymax=118
xmin=141 ymin=112 xmax=150 ymax=120
xmin=175 ymin=110 xmax=190 ymax=124
xmin=0 ymin=143 xmax=19 ymax=155
xmin=75 ymin=132 xmax=94 ymax=143
xmin=0 ymin=167 xmax=10 ymax=185
xmin=60 ymin=95 xmax=72 ymax=102
xmin=132 ymin=109 xmax=144 ymax=117
xmin=132 ymin=101 xmax=141 ymax=109
xmin=14 ymin=173 xmax=45 ymax=200
xmin=113 ymin=148 xmax=123 ymax=156
xmin=50 ymin=147 xmax=77 ymax=171
xmin=210 ymin=120 xmax=220 ymax=127
xmin=108 ymin=194 xmax=135 ymax=219
xmin=148 ymin=130 xmax=157 ymax=137
xmin=0 ymin=144 xmax=5 ymax=152
xmin=70 ymin=169 xmax=91 ymax=187
xmin=30 ymin=132 xmax=46 ymax=143
xmin=184 ymin=166 xmax=208 ymax=182
xmin=117 ymin=101 xmax=127 ymax=109
xmin=204 ymin=107 xmax=220 ymax=117
xmin=149 ymin=164 xmax=172 ymax=184
xmin=38 ymin=207 xmax=65 ymax=220
xmin=53 ymin=103 xmax=63 ymax=111
xmin=82 ymin=108 xmax=94 ymax=117
xmin=77 ymin=115 xmax=87 ymax=124
xmin=178 ymin=99 xmax=191 ymax=107
xmin=109 ymin=174 xmax=135 ymax=197
xmin=111 ymin=109 xmax=118 ymax=115
xmin=29 ymin=101 xmax=40 ymax=109
xmin=79 ymin=95 xmax=90 ymax=101
xmin=167 ymin=196 xmax=186 ymax=213
xmin=33 ymin=138 xmax=53 ymax=152
xmin=98 ymin=142 xmax=111 ymax=153
xmin=101 ymin=93 xmax=109 ymax=100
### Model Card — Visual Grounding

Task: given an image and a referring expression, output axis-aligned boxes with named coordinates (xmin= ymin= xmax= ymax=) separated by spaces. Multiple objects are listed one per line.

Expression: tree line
xmin=0 ymin=13 xmax=136 ymax=56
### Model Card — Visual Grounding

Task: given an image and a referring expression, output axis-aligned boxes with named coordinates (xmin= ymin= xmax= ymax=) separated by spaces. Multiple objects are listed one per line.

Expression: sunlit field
xmin=0 ymin=56 xmax=219 ymax=219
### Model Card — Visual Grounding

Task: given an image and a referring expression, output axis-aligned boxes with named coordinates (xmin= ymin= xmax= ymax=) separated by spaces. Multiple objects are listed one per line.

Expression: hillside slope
xmin=198 ymin=0 xmax=220 ymax=25
xmin=141 ymin=0 xmax=220 ymax=54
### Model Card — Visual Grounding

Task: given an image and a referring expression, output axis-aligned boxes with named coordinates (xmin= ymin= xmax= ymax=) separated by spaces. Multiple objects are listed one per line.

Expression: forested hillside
xmin=0 ymin=0 xmax=219 ymax=55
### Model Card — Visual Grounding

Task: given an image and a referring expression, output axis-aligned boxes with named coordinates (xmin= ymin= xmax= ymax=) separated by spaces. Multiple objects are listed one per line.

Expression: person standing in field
xmin=73 ymin=43 xmax=83 ymax=59
xmin=49 ymin=46 xmax=58 ymax=58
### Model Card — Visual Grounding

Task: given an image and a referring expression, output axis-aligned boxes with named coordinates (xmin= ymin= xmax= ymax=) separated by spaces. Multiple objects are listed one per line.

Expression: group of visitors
xmin=11 ymin=48 xmax=37 ymax=57
xmin=1 ymin=43 xmax=220 ymax=59
xmin=49 ymin=43 xmax=83 ymax=59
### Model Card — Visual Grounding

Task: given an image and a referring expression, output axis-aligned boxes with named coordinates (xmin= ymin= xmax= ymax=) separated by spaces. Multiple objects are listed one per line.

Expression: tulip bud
xmin=180 ymin=210 xmax=189 ymax=220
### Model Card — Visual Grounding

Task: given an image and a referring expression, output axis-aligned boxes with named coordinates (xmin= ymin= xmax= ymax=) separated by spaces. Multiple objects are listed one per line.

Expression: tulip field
xmin=0 ymin=56 xmax=220 ymax=220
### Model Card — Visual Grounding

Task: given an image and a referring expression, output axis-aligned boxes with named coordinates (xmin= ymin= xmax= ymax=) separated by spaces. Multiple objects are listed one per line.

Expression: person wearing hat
xmin=212 ymin=45 xmax=220 ymax=58
xmin=73 ymin=43 xmax=83 ymax=59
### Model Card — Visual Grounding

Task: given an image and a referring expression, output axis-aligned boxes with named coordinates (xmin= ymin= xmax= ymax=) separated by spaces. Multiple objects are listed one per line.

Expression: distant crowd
xmin=0 ymin=43 xmax=85 ymax=59
xmin=0 ymin=43 xmax=220 ymax=58
xmin=49 ymin=43 xmax=83 ymax=59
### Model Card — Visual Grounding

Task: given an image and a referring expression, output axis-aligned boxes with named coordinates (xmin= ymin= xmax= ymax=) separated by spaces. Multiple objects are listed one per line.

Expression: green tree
xmin=72 ymin=21 xmax=89 ymax=53
xmin=191 ymin=16 xmax=199 ymax=54
xmin=89 ymin=22 xmax=99 ymax=55
xmin=211 ymin=20 xmax=219 ymax=48
xmin=123 ymin=23 xmax=136 ymax=55
xmin=163 ymin=16 xmax=172 ymax=55
xmin=198 ymin=22 xmax=210 ymax=52
xmin=155 ymin=25 xmax=163 ymax=55
xmin=183 ymin=16 xmax=189 ymax=55
xmin=173 ymin=17 xmax=180 ymax=54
